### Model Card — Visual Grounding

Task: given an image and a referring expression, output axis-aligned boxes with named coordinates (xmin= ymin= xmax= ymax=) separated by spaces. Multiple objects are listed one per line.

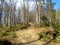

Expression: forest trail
xmin=14 ymin=23 xmax=55 ymax=45
xmin=16 ymin=22 xmax=39 ymax=43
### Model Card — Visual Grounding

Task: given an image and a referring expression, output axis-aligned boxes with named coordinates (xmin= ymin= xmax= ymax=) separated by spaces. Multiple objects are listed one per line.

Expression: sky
xmin=52 ymin=0 xmax=60 ymax=10
xmin=16 ymin=0 xmax=35 ymax=10
xmin=16 ymin=0 xmax=60 ymax=10
xmin=4 ymin=0 xmax=60 ymax=10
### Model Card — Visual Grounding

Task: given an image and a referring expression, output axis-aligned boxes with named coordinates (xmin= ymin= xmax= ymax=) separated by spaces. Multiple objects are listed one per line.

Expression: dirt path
xmin=15 ymin=23 xmax=43 ymax=44
xmin=15 ymin=23 xmax=56 ymax=45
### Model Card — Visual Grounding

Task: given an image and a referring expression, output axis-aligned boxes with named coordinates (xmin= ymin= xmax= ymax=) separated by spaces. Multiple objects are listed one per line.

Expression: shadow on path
xmin=42 ymin=39 xmax=54 ymax=45
xmin=0 ymin=40 xmax=13 ymax=45
xmin=18 ymin=39 xmax=40 ymax=45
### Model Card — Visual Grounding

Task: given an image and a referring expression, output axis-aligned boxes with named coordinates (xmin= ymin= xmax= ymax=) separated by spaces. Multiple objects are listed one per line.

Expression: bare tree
xmin=1 ymin=0 xmax=5 ymax=27
xmin=26 ymin=0 xmax=29 ymax=24
xmin=9 ymin=0 xmax=17 ymax=27
xmin=35 ymin=0 xmax=41 ymax=26
xmin=0 ymin=2 xmax=2 ymax=25
xmin=4 ymin=3 xmax=9 ymax=26
xmin=48 ymin=0 xmax=53 ymax=27
xmin=18 ymin=8 xmax=21 ymax=24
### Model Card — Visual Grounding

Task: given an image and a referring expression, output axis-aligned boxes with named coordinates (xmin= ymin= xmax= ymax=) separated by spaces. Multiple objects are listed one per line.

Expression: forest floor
xmin=10 ymin=23 xmax=60 ymax=45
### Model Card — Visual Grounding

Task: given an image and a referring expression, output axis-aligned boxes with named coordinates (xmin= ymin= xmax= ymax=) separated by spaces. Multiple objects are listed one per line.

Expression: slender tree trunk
xmin=26 ymin=0 xmax=29 ymax=24
xmin=35 ymin=0 xmax=40 ymax=26
xmin=1 ymin=0 xmax=5 ymax=27
xmin=23 ymin=0 xmax=26 ymax=26
xmin=18 ymin=8 xmax=21 ymax=24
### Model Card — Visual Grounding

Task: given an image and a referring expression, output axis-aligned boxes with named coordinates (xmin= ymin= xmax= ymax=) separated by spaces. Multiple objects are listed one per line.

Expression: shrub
xmin=10 ymin=32 xmax=16 ymax=38
xmin=2 ymin=27 xmax=10 ymax=32
xmin=53 ymin=36 xmax=60 ymax=43
xmin=0 ymin=31 xmax=9 ymax=38
xmin=52 ymin=23 xmax=60 ymax=33
xmin=38 ymin=33 xmax=43 ymax=40
xmin=16 ymin=24 xmax=21 ymax=30
xmin=9 ymin=25 xmax=17 ymax=31
xmin=0 ymin=31 xmax=17 ymax=40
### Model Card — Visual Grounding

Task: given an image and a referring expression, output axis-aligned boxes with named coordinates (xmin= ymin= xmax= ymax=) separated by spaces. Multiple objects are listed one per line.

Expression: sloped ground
xmin=15 ymin=23 xmax=39 ymax=44
xmin=6 ymin=23 xmax=60 ymax=45
xmin=16 ymin=28 xmax=38 ymax=43
xmin=10 ymin=23 xmax=56 ymax=45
